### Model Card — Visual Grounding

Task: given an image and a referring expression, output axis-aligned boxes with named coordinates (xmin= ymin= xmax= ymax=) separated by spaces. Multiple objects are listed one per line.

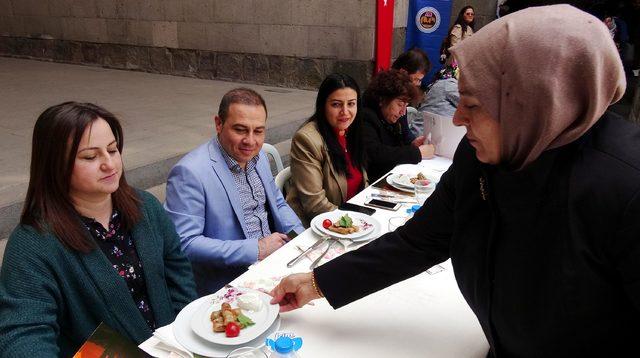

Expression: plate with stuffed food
xmin=190 ymin=287 xmax=279 ymax=346
xmin=311 ymin=210 xmax=379 ymax=240
xmin=387 ymin=172 xmax=436 ymax=193
xmin=392 ymin=172 xmax=433 ymax=188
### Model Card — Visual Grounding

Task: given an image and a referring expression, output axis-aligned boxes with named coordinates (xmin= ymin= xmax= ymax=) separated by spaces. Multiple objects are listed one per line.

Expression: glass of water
xmin=388 ymin=216 xmax=408 ymax=232
xmin=414 ymin=179 xmax=433 ymax=205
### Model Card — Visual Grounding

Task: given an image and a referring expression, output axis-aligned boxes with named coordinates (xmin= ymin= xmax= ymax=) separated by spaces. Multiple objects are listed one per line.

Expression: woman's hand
xmin=411 ymin=135 xmax=426 ymax=147
xmin=269 ymin=272 xmax=322 ymax=312
xmin=419 ymin=143 xmax=436 ymax=159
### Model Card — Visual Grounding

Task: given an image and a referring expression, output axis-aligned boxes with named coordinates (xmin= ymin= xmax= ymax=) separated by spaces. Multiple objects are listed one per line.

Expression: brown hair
xmin=363 ymin=69 xmax=421 ymax=109
xmin=21 ymin=102 xmax=141 ymax=253
xmin=217 ymin=87 xmax=267 ymax=123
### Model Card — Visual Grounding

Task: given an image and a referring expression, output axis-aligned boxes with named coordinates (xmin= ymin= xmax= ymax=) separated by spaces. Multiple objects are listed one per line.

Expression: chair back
xmin=275 ymin=166 xmax=291 ymax=197
xmin=422 ymin=111 xmax=466 ymax=159
xmin=262 ymin=143 xmax=284 ymax=175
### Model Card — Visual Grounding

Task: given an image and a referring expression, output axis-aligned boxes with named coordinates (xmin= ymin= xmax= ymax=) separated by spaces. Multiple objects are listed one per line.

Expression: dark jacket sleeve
xmin=362 ymin=109 xmax=421 ymax=179
xmin=315 ymin=156 xmax=456 ymax=308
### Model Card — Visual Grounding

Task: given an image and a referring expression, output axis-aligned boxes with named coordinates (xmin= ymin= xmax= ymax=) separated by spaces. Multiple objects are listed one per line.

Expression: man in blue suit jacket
xmin=165 ymin=88 xmax=304 ymax=295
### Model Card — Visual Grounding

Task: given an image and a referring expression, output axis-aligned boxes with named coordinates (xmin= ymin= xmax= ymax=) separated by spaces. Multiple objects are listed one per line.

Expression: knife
xmin=286 ymin=237 xmax=328 ymax=268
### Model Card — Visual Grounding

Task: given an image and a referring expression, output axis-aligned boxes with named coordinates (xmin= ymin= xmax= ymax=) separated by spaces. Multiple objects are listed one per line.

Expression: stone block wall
xmin=0 ymin=0 xmax=494 ymax=89
xmin=1 ymin=0 xmax=378 ymax=60
xmin=0 ymin=0 xmax=381 ymax=89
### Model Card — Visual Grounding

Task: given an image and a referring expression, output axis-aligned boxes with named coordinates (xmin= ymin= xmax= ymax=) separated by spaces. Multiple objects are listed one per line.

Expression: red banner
xmin=375 ymin=0 xmax=395 ymax=74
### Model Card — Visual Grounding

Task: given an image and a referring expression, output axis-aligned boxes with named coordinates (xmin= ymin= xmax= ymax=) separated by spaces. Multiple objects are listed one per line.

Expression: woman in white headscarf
xmin=270 ymin=5 xmax=640 ymax=357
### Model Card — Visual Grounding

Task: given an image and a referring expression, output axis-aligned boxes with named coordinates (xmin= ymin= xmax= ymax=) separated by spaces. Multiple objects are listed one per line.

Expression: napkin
xmin=138 ymin=324 xmax=193 ymax=358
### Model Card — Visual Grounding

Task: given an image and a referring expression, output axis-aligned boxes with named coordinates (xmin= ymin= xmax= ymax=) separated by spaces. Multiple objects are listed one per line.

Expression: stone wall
xmin=0 ymin=0 xmax=495 ymax=89
xmin=0 ymin=0 xmax=386 ymax=89
xmin=1 ymin=0 xmax=378 ymax=60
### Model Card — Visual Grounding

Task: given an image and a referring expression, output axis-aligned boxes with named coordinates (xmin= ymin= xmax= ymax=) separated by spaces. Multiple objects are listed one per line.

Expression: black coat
xmin=361 ymin=107 xmax=421 ymax=182
xmin=316 ymin=112 xmax=640 ymax=357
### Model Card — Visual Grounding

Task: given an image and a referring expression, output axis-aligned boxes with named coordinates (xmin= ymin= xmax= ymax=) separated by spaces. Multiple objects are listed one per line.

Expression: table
xmin=147 ymin=157 xmax=489 ymax=357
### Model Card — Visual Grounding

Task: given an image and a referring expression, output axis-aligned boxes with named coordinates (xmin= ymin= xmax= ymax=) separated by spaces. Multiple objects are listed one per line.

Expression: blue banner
xmin=404 ymin=0 xmax=453 ymax=83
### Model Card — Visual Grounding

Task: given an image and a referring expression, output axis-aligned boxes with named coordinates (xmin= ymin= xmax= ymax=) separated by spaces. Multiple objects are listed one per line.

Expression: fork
xmin=309 ymin=238 xmax=337 ymax=269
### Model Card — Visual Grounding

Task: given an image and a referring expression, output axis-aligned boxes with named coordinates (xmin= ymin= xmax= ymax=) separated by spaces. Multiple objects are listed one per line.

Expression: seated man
xmin=165 ymin=88 xmax=304 ymax=295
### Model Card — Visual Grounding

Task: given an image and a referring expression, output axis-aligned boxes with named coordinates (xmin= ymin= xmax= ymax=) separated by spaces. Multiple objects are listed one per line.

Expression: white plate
xmin=310 ymin=210 xmax=379 ymax=241
xmin=190 ymin=288 xmax=279 ymax=346
xmin=385 ymin=174 xmax=414 ymax=193
xmin=310 ymin=214 xmax=381 ymax=243
xmin=174 ymin=294 xmax=281 ymax=357
xmin=393 ymin=173 xmax=436 ymax=188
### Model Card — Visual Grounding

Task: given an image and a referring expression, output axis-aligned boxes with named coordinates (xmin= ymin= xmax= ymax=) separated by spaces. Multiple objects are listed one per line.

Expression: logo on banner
xmin=415 ymin=6 xmax=441 ymax=33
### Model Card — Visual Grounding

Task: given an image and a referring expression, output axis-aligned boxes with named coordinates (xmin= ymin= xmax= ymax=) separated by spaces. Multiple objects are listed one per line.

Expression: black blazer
xmin=316 ymin=111 xmax=640 ymax=357
xmin=361 ymin=107 xmax=421 ymax=182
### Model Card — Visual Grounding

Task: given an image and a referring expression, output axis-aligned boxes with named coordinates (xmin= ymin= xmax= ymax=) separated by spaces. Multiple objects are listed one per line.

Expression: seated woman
xmin=287 ymin=74 xmax=368 ymax=227
xmin=362 ymin=69 xmax=435 ymax=182
xmin=0 ymin=102 xmax=197 ymax=356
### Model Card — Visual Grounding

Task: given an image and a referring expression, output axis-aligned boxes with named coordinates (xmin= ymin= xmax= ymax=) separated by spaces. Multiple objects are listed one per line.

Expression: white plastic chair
xmin=274 ymin=166 xmax=291 ymax=196
xmin=262 ymin=143 xmax=284 ymax=175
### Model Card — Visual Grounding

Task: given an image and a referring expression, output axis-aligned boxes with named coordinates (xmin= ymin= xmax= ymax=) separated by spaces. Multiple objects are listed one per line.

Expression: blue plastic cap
xmin=272 ymin=336 xmax=303 ymax=353
xmin=411 ymin=205 xmax=421 ymax=212
xmin=275 ymin=337 xmax=293 ymax=353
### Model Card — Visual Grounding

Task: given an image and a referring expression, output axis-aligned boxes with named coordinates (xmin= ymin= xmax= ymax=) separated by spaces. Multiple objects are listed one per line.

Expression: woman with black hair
xmin=440 ymin=5 xmax=475 ymax=64
xmin=286 ymin=74 xmax=368 ymax=227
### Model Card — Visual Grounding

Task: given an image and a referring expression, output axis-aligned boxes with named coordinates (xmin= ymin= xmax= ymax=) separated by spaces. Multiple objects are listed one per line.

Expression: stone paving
xmin=0 ymin=57 xmax=316 ymax=246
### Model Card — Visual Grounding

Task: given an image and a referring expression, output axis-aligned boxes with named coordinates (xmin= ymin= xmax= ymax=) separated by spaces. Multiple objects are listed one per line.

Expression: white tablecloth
xmin=143 ymin=157 xmax=489 ymax=357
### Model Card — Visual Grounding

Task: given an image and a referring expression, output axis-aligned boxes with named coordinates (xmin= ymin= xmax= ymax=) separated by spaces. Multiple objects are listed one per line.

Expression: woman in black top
xmin=361 ymin=69 xmax=435 ymax=181
xmin=271 ymin=5 xmax=639 ymax=357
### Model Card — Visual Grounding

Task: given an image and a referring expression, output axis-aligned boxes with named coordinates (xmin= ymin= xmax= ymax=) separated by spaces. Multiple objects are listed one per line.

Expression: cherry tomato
xmin=322 ymin=219 xmax=332 ymax=229
xmin=225 ymin=322 xmax=240 ymax=337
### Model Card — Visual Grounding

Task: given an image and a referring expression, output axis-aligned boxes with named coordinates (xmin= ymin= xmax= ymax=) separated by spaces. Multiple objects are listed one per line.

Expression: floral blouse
xmin=82 ymin=211 xmax=156 ymax=330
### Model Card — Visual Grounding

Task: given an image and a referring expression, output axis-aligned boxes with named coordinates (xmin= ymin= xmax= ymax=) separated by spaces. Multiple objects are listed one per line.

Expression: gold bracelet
xmin=311 ymin=271 xmax=324 ymax=298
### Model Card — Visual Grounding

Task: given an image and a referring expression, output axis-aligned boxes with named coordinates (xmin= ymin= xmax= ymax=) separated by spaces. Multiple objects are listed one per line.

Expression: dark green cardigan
xmin=0 ymin=191 xmax=197 ymax=357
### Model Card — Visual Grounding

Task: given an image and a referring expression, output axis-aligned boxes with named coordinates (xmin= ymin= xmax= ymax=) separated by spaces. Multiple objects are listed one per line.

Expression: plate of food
xmin=393 ymin=172 xmax=432 ymax=188
xmin=310 ymin=211 xmax=379 ymax=240
xmin=387 ymin=172 xmax=436 ymax=192
xmin=190 ymin=287 xmax=279 ymax=346
xmin=173 ymin=294 xmax=281 ymax=357
xmin=385 ymin=174 xmax=415 ymax=193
